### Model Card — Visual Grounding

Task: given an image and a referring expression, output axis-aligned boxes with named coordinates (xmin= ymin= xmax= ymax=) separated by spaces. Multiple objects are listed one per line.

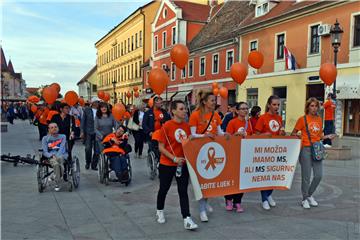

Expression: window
xmin=128 ymin=38 xmax=130 ymax=52
xmin=226 ymin=50 xmax=234 ymax=71
xmin=310 ymin=25 xmax=320 ymax=54
xmin=188 ymin=60 xmax=193 ymax=77
xmin=115 ymin=46 xmax=117 ymax=59
xmin=131 ymin=64 xmax=134 ymax=79
xmin=181 ymin=67 xmax=186 ymax=79
xmin=135 ymin=62 xmax=138 ymax=78
xmin=154 ymin=36 xmax=158 ymax=52
xmin=163 ymin=7 xmax=168 ymax=18
xmin=162 ymin=31 xmax=167 ymax=49
xmin=250 ymin=40 xmax=258 ymax=51
xmin=199 ymin=57 xmax=206 ymax=76
xmin=121 ymin=43 xmax=123 ymax=56
xmin=247 ymin=88 xmax=258 ymax=109
xmin=171 ymin=63 xmax=176 ymax=81
xmin=124 ymin=40 xmax=126 ymax=54
xmin=172 ymin=27 xmax=176 ymax=45
xmin=93 ymin=84 xmax=97 ymax=92
xmin=131 ymin=36 xmax=134 ymax=51
xmin=135 ymin=33 xmax=138 ymax=48
xmin=139 ymin=61 xmax=142 ymax=77
xmin=354 ymin=15 xmax=360 ymax=47
xmin=256 ymin=2 xmax=269 ymax=17
xmin=139 ymin=31 xmax=143 ymax=47
xmin=276 ymin=34 xmax=285 ymax=59
xmin=212 ymin=54 xmax=219 ymax=74
xmin=118 ymin=44 xmax=120 ymax=57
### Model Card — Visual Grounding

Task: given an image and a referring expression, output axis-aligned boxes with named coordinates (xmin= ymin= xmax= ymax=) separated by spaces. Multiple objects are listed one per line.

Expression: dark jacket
xmin=50 ymin=114 xmax=76 ymax=141
xmin=142 ymin=108 xmax=170 ymax=141
xmin=221 ymin=112 xmax=236 ymax=131
xmin=81 ymin=107 xmax=96 ymax=135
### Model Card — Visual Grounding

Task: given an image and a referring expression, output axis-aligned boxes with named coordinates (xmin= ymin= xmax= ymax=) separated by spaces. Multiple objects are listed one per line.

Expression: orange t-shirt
xmin=189 ymin=110 xmax=222 ymax=135
xmin=323 ymin=100 xmax=335 ymax=121
xmin=151 ymin=129 xmax=161 ymax=141
xmin=226 ymin=118 xmax=253 ymax=136
xmin=158 ymin=120 xmax=190 ymax=167
xmin=154 ymin=109 xmax=165 ymax=131
xmin=294 ymin=115 xmax=323 ymax=147
xmin=255 ymin=112 xmax=283 ymax=136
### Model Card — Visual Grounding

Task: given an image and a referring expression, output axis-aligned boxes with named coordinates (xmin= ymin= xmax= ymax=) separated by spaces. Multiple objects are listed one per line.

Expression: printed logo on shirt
xmin=196 ymin=142 xmax=226 ymax=180
xmin=206 ymin=123 xmax=213 ymax=132
xmin=47 ymin=139 xmax=63 ymax=151
xmin=309 ymin=122 xmax=321 ymax=133
xmin=269 ymin=120 xmax=280 ymax=132
xmin=237 ymin=127 xmax=245 ymax=133
xmin=159 ymin=113 xmax=164 ymax=119
xmin=174 ymin=128 xmax=188 ymax=143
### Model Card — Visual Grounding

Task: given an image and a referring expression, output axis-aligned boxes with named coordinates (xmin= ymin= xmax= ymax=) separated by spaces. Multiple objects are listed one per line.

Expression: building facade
xmin=77 ymin=66 xmax=98 ymax=101
xmin=95 ymin=1 xmax=160 ymax=105
xmin=1 ymin=47 xmax=27 ymax=101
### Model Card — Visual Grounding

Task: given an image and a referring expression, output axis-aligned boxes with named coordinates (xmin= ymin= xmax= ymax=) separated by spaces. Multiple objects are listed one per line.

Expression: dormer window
xmin=163 ymin=8 xmax=168 ymax=18
xmin=255 ymin=2 xmax=269 ymax=17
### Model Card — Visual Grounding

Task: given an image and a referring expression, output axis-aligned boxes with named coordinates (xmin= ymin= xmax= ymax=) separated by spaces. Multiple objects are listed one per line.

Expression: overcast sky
xmin=2 ymin=0 xmax=148 ymax=95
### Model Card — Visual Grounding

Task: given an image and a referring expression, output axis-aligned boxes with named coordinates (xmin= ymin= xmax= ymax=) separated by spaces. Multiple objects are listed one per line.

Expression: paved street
xmin=1 ymin=120 xmax=359 ymax=240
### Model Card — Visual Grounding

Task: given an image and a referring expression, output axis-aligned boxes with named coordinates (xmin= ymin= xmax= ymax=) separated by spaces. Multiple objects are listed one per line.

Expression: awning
xmin=159 ymin=92 xmax=176 ymax=101
xmin=172 ymin=91 xmax=191 ymax=101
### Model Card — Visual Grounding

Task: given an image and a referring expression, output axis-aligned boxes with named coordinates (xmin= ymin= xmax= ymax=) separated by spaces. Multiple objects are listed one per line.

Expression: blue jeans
xmin=261 ymin=190 xmax=273 ymax=202
xmin=108 ymin=155 xmax=128 ymax=179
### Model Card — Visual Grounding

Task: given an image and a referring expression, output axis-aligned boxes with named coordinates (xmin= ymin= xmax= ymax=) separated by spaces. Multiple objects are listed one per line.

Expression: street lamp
xmin=162 ymin=65 xmax=170 ymax=102
xmin=112 ymin=79 xmax=117 ymax=104
xmin=330 ymin=19 xmax=343 ymax=96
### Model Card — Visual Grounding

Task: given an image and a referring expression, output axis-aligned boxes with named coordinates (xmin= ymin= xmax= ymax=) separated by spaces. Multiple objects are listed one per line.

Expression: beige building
xmin=95 ymin=1 xmax=160 ymax=105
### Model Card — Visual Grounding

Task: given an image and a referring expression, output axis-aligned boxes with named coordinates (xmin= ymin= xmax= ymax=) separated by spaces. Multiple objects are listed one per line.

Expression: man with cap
xmin=81 ymin=97 xmax=100 ymax=170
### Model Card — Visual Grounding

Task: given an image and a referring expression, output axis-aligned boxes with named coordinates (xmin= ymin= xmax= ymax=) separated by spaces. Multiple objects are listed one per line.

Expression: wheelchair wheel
xmin=71 ymin=156 xmax=80 ymax=189
xmin=103 ymin=156 xmax=109 ymax=186
xmin=147 ymin=151 xmax=157 ymax=180
xmin=98 ymin=154 xmax=105 ymax=184
xmin=37 ymin=164 xmax=48 ymax=193
xmin=125 ymin=158 xmax=132 ymax=186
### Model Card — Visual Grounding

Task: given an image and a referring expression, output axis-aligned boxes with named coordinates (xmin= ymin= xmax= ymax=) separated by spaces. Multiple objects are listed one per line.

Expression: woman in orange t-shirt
xmin=255 ymin=95 xmax=285 ymax=210
xmin=156 ymin=100 xmax=198 ymax=230
xmin=225 ymin=102 xmax=253 ymax=213
xmin=291 ymin=97 xmax=335 ymax=209
xmin=189 ymin=89 xmax=225 ymax=222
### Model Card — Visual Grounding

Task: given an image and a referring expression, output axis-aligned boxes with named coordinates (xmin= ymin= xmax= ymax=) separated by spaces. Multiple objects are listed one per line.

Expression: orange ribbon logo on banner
xmin=205 ymin=147 xmax=224 ymax=171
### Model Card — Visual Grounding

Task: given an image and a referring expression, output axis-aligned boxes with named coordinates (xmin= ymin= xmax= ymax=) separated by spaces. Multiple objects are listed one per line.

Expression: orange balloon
xmin=170 ymin=44 xmax=189 ymax=69
xmin=219 ymin=87 xmax=228 ymax=99
xmin=148 ymin=68 xmax=169 ymax=95
xmin=248 ymin=51 xmax=264 ymax=69
xmin=133 ymin=86 xmax=139 ymax=92
xmin=112 ymin=103 xmax=126 ymax=121
xmin=319 ymin=63 xmax=337 ymax=86
xmin=126 ymin=92 xmax=132 ymax=99
xmin=64 ymin=91 xmax=79 ymax=106
xmin=50 ymin=83 xmax=61 ymax=93
xmin=98 ymin=90 xmax=105 ymax=100
xmin=212 ymin=82 xmax=218 ymax=90
xmin=28 ymin=95 xmax=40 ymax=103
xmin=213 ymin=88 xmax=219 ymax=96
xmin=103 ymin=93 xmax=110 ymax=102
xmin=42 ymin=87 xmax=58 ymax=104
xmin=148 ymin=97 xmax=154 ymax=108
xmin=134 ymin=92 xmax=140 ymax=98
xmin=30 ymin=105 xmax=37 ymax=113
xmin=78 ymin=97 xmax=85 ymax=107
xmin=230 ymin=62 xmax=248 ymax=85
xmin=123 ymin=112 xmax=131 ymax=120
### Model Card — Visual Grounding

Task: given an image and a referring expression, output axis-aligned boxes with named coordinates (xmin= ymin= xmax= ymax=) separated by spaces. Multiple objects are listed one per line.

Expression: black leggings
xmin=157 ymin=164 xmax=190 ymax=219
xmin=225 ymin=193 xmax=244 ymax=204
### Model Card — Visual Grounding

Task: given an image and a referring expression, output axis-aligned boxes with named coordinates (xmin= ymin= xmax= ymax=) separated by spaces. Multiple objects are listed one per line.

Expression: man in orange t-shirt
xmin=323 ymin=93 xmax=336 ymax=146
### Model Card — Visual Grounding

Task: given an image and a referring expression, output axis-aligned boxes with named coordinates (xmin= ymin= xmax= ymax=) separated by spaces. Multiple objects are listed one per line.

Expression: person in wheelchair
xmin=41 ymin=122 xmax=68 ymax=191
xmin=102 ymin=125 xmax=132 ymax=182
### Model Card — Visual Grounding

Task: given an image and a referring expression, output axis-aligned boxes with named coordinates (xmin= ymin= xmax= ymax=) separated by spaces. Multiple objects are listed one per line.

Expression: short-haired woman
xmin=291 ymin=97 xmax=335 ymax=209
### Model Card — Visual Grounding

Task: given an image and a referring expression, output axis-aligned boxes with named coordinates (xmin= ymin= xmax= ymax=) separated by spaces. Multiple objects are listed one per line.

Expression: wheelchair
xmin=37 ymin=145 xmax=80 ymax=193
xmin=147 ymin=140 xmax=160 ymax=180
xmin=98 ymin=151 xmax=132 ymax=186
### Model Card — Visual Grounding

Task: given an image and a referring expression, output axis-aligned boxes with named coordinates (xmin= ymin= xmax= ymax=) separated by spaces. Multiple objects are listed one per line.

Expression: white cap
xmin=91 ymin=97 xmax=101 ymax=103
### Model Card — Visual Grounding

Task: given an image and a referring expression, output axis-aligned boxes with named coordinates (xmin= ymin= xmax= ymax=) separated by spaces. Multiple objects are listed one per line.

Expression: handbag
xmin=304 ymin=116 xmax=325 ymax=161
xmin=127 ymin=117 xmax=140 ymax=131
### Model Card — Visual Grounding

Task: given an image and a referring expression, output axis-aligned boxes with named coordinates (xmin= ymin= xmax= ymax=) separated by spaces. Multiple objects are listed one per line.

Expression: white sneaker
xmin=302 ymin=199 xmax=311 ymax=209
xmin=200 ymin=211 xmax=208 ymax=222
xmin=324 ymin=144 xmax=332 ymax=148
xmin=267 ymin=196 xmax=276 ymax=207
xmin=156 ymin=210 xmax=165 ymax=224
xmin=307 ymin=196 xmax=318 ymax=207
xmin=262 ymin=201 xmax=270 ymax=210
xmin=184 ymin=217 xmax=198 ymax=230
xmin=206 ymin=203 xmax=214 ymax=213
xmin=54 ymin=185 xmax=60 ymax=192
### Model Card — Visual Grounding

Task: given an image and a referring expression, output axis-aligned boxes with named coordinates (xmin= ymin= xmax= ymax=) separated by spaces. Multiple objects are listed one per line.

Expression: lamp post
xmin=112 ymin=79 xmax=117 ymax=104
xmin=330 ymin=19 xmax=343 ymax=96
xmin=162 ymin=65 xmax=170 ymax=102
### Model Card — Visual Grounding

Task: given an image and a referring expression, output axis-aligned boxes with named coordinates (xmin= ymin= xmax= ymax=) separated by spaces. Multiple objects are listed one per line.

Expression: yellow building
xmin=95 ymin=1 xmax=160 ymax=105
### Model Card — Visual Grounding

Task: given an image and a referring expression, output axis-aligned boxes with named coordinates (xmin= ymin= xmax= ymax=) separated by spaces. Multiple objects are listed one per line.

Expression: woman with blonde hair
xmin=189 ymin=89 xmax=226 ymax=222
xmin=291 ymin=97 xmax=335 ymax=209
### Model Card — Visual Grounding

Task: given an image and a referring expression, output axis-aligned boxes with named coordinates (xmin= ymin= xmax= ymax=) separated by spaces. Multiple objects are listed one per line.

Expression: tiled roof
xmin=77 ymin=65 xmax=97 ymax=85
xmin=1 ymin=47 xmax=8 ymax=71
xmin=26 ymin=87 xmax=39 ymax=94
xmin=189 ymin=1 xmax=253 ymax=51
xmin=172 ymin=1 xmax=219 ymax=22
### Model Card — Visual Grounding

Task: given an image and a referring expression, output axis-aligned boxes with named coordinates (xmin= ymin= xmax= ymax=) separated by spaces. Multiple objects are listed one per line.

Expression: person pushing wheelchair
xmin=102 ymin=125 xmax=132 ymax=181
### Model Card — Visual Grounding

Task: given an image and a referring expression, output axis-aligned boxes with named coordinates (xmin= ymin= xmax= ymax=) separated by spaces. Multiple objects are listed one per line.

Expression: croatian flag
xmin=284 ymin=46 xmax=296 ymax=70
